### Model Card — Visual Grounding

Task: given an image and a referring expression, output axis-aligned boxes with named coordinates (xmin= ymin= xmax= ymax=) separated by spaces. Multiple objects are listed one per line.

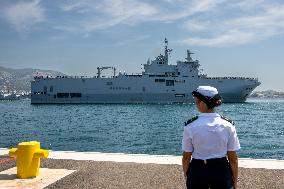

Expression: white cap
xmin=196 ymin=86 xmax=219 ymax=98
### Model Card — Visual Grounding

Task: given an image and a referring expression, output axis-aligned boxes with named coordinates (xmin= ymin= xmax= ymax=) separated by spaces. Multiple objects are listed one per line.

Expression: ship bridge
xmin=143 ymin=38 xmax=178 ymax=76
xmin=143 ymin=38 xmax=201 ymax=78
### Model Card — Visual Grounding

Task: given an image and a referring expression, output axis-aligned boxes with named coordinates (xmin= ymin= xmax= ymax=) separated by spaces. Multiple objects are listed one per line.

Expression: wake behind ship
xmin=31 ymin=39 xmax=260 ymax=104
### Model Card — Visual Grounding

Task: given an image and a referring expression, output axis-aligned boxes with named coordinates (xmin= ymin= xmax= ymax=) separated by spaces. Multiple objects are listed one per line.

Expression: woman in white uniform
xmin=182 ymin=86 xmax=240 ymax=189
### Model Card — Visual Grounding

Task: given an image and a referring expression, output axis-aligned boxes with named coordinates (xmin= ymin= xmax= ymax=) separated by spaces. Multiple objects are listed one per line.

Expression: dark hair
xmin=192 ymin=91 xmax=222 ymax=109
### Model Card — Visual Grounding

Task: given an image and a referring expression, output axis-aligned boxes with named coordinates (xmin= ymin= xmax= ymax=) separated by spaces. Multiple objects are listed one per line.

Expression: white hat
xmin=196 ymin=86 xmax=219 ymax=98
xmin=192 ymin=86 xmax=222 ymax=107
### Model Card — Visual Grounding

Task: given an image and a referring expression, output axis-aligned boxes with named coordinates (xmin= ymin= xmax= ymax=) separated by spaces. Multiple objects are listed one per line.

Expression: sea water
xmin=0 ymin=98 xmax=283 ymax=159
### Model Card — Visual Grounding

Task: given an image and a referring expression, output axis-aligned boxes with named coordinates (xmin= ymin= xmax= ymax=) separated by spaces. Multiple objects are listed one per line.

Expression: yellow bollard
xmin=9 ymin=141 xmax=49 ymax=179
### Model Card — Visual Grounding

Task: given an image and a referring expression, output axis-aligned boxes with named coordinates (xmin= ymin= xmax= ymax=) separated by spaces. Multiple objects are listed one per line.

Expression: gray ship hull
xmin=31 ymin=92 xmax=251 ymax=104
xmin=31 ymin=77 xmax=259 ymax=104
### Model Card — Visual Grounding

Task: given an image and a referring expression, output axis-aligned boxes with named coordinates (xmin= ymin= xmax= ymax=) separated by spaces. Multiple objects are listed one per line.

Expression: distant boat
xmin=0 ymin=93 xmax=18 ymax=100
xmin=31 ymin=39 xmax=260 ymax=104
xmin=0 ymin=93 xmax=4 ymax=100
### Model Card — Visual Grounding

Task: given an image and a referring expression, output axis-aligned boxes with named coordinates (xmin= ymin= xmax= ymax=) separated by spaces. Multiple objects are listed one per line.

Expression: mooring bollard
xmin=9 ymin=141 xmax=49 ymax=179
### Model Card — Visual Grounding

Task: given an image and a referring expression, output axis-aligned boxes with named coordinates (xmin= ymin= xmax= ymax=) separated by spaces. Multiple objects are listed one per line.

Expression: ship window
xmin=128 ymin=87 xmax=131 ymax=90
xmin=178 ymin=72 xmax=180 ymax=75
xmin=166 ymin=80 xmax=174 ymax=86
xmin=70 ymin=93 xmax=82 ymax=98
xmin=54 ymin=94 xmax=56 ymax=98
xmin=155 ymin=79 xmax=165 ymax=82
xmin=175 ymin=94 xmax=185 ymax=97
xmin=174 ymin=80 xmax=185 ymax=83
xmin=43 ymin=86 xmax=47 ymax=93
xmin=57 ymin=93 xmax=69 ymax=98
xmin=142 ymin=87 xmax=146 ymax=92
xmin=50 ymin=86 xmax=53 ymax=92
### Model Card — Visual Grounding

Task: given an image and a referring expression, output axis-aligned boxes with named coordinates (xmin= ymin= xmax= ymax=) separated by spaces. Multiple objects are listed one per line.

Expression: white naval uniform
xmin=182 ymin=113 xmax=240 ymax=160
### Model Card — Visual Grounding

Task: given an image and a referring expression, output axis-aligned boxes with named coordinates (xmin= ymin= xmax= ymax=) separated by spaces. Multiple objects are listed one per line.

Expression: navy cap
xmin=192 ymin=86 xmax=222 ymax=107
xmin=194 ymin=86 xmax=219 ymax=98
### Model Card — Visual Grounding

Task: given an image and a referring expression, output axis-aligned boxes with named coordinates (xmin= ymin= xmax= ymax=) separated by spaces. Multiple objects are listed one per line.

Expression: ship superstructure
xmin=31 ymin=39 xmax=260 ymax=104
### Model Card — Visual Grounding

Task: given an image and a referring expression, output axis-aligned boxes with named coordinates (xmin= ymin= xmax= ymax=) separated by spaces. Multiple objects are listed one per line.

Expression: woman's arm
xmin=227 ymin=151 xmax=238 ymax=189
xmin=182 ymin=151 xmax=192 ymax=177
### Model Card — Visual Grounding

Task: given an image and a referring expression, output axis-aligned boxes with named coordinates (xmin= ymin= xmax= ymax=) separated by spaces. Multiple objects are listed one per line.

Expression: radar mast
xmin=164 ymin=38 xmax=172 ymax=64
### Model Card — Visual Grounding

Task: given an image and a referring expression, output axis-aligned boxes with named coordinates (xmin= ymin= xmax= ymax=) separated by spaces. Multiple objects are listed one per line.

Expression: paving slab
xmin=0 ymin=167 xmax=75 ymax=189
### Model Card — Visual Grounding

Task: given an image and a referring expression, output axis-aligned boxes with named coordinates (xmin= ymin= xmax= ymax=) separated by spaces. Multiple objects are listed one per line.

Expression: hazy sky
xmin=0 ymin=0 xmax=284 ymax=91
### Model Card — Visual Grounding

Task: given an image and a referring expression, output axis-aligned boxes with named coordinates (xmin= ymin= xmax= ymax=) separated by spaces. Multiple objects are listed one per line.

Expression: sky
xmin=0 ymin=0 xmax=284 ymax=91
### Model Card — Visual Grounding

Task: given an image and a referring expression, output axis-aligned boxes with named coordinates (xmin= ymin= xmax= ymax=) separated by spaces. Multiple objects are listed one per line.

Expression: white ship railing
xmin=198 ymin=76 xmax=258 ymax=80
xmin=34 ymin=75 xmax=259 ymax=81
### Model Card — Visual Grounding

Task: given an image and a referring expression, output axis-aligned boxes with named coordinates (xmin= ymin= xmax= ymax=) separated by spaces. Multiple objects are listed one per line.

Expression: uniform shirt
xmin=182 ymin=113 xmax=240 ymax=160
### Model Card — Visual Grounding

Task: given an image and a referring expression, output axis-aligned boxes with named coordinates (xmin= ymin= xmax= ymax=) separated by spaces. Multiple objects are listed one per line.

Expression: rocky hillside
xmin=250 ymin=90 xmax=284 ymax=98
xmin=0 ymin=66 xmax=65 ymax=93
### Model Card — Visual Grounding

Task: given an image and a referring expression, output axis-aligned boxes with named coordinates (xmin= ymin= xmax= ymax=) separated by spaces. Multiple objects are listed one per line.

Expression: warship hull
xmin=31 ymin=77 xmax=259 ymax=104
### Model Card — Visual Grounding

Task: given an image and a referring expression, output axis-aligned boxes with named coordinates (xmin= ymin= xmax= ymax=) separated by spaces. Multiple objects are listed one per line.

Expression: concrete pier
xmin=0 ymin=148 xmax=283 ymax=188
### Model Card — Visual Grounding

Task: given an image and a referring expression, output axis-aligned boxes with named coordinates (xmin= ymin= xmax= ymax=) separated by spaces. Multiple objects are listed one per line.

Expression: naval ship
xmin=31 ymin=39 xmax=260 ymax=104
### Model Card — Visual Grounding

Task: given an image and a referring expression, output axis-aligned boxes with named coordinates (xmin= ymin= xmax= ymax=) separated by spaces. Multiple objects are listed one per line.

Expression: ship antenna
xmin=164 ymin=38 xmax=172 ymax=64
xmin=186 ymin=50 xmax=194 ymax=61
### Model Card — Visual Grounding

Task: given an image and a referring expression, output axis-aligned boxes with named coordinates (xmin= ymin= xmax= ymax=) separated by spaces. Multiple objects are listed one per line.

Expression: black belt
xmin=191 ymin=157 xmax=227 ymax=165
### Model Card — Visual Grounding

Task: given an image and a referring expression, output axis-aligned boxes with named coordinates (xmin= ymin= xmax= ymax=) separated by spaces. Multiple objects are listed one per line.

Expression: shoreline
xmin=1 ymin=149 xmax=284 ymax=189
xmin=1 ymin=148 xmax=284 ymax=169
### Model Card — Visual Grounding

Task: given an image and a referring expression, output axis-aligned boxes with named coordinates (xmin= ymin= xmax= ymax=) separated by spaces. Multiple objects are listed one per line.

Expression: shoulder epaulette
xmin=221 ymin=116 xmax=235 ymax=125
xmin=184 ymin=116 xmax=198 ymax=126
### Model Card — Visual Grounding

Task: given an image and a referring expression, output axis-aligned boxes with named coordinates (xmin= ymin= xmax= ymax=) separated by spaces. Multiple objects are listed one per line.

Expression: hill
xmin=0 ymin=66 xmax=65 ymax=94
xmin=250 ymin=90 xmax=284 ymax=98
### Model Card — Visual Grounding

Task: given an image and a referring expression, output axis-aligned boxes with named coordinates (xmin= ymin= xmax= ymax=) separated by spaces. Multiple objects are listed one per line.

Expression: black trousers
xmin=186 ymin=157 xmax=234 ymax=189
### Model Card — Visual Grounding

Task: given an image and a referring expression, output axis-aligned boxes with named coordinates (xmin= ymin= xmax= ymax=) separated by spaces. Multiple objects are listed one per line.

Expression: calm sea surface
xmin=1 ymin=98 xmax=283 ymax=159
